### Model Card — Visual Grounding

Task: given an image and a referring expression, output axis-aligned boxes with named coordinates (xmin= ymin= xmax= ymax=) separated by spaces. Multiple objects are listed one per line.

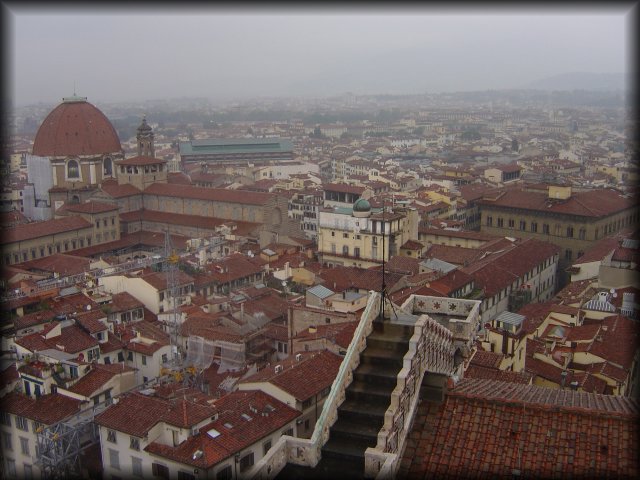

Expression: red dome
xmin=32 ymin=97 xmax=122 ymax=157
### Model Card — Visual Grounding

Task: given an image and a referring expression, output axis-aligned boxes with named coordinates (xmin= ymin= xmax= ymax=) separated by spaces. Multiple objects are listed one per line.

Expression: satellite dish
xmin=610 ymin=288 xmax=616 ymax=294
xmin=86 ymin=305 xmax=91 ymax=311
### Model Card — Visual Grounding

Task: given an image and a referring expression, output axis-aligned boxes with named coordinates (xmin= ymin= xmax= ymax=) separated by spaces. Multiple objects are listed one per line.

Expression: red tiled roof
xmin=67 ymin=367 xmax=116 ymax=397
xmin=110 ymin=291 xmax=144 ymax=312
xmin=144 ymin=183 xmax=276 ymax=206
xmin=323 ymin=182 xmax=366 ymax=194
xmin=0 ymin=392 xmax=83 ymax=425
xmin=478 ymin=187 xmax=635 ymax=218
xmin=240 ymin=350 xmax=342 ymax=401
xmin=16 ymin=253 xmax=92 ymax=276
xmin=469 ymin=349 xmax=504 ymax=369
xmin=99 ymin=332 xmax=125 ymax=354
xmin=120 ymin=209 xmax=260 ymax=236
xmin=143 ymin=390 xmax=299 ymax=469
xmin=400 ymin=378 xmax=639 ymax=478
xmin=99 ymin=179 xmax=142 ymax=198
xmin=75 ymin=310 xmax=108 ymax=334
xmin=13 ymin=310 xmax=57 ymax=331
xmin=463 ymin=239 xmax=560 ymax=296
xmin=96 ymin=390 xmax=216 ymax=437
xmin=587 ymin=314 xmax=640 ymax=370
xmin=141 ymin=270 xmax=194 ymax=291
xmin=32 ymin=99 xmax=122 ymax=157
xmin=16 ymin=323 xmax=98 ymax=355
xmin=2 ymin=216 xmax=92 ymax=244
xmin=573 ymin=236 xmax=619 ymax=265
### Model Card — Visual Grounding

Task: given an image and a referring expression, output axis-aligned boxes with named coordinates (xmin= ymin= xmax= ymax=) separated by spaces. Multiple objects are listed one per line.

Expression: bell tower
xmin=136 ymin=115 xmax=155 ymax=157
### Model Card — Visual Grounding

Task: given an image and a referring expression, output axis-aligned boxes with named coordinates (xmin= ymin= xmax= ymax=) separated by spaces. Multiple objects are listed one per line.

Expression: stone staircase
xmin=277 ymin=320 xmax=414 ymax=479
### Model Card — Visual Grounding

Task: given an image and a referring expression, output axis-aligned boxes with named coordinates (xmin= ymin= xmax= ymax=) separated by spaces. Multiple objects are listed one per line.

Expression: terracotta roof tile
xmin=478 ymin=187 xmax=635 ymax=218
xmin=241 ymin=350 xmax=342 ymax=401
xmin=67 ymin=367 xmax=116 ymax=397
xmin=143 ymin=390 xmax=299 ymax=469
xmin=401 ymin=378 xmax=638 ymax=478
xmin=144 ymin=183 xmax=276 ymax=206
xmin=2 ymin=216 xmax=92 ymax=244
xmin=0 ymin=392 xmax=84 ymax=425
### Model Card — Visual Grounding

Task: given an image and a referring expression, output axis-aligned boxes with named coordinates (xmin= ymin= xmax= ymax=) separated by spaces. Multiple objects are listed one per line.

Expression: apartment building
xmin=478 ymin=184 xmax=638 ymax=286
xmin=317 ymin=198 xmax=419 ymax=268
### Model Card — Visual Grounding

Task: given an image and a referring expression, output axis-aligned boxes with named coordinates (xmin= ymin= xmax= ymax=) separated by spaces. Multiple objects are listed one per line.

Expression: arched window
xmin=67 ymin=159 xmax=80 ymax=179
xmin=103 ymin=157 xmax=113 ymax=176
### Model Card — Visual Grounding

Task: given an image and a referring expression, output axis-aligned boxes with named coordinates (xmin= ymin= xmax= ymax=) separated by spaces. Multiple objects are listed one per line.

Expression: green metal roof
xmin=179 ymin=138 xmax=293 ymax=156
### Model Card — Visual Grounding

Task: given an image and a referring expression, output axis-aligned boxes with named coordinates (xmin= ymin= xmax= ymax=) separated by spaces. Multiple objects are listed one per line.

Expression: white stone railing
xmin=365 ymin=314 xmax=454 ymax=479
xmin=250 ymin=291 xmax=382 ymax=480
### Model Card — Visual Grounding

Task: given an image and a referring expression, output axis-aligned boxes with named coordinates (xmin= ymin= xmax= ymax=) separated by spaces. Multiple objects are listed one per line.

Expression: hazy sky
xmin=6 ymin=4 xmax=634 ymax=106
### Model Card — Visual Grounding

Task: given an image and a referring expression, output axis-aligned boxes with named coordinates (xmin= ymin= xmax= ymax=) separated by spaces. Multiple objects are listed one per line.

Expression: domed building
xmin=31 ymin=95 xmax=124 ymax=210
xmin=352 ymin=198 xmax=371 ymax=218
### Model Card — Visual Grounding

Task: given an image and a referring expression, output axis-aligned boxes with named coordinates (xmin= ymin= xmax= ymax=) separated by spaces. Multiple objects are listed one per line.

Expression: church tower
xmin=137 ymin=115 xmax=155 ymax=157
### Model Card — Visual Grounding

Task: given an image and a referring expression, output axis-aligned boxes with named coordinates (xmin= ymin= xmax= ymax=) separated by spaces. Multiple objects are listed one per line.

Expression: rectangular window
xmin=565 ymin=249 xmax=573 ymax=261
xmin=486 ymin=216 xmax=492 ymax=227
xmin=107 ymin=429 xmax=117 ymax=443
xmin=497 ymin=218 xmax=504 ymax=227
xmin=109 ymin=449 xmax=120 ymax=470
xmin=566 ymin=227 xmax=574 ymax=237
xmin=543 ymin=224 xmax=549 ymax=234
xmin=20 ymin=437 xmax=29 ymax=456
xmin=578 ymin=228 xmax=586 ymax=240
xmin=216 ymin=465 xmax=232 ymax=480
xmin=16 ymin=416 xmax=28 ymax=431
xmin=302 ymin=398 xmax=313 ymax=409
xmin=2 ymin=431 xmax=12 ymax=451
xmin=130 ymin=437 xmax=140 ymax=451
xmin=131 ymin=457 xmax=143 ymax=477
xmin=5 ymin=459 xmax=15 ymax=478
xmin=178 ymin=472 xmax=195 ymax=480
xmin=530 ymin=222 xmax=538 ymax=233
xmin=263 ymin=440 xmax=272 ymax=456
xmin=141 ymin=355 xmax=147 ymax=366
xmin=152 ymin=463 xmax=169 ymax=480
xmin=519 ymin=220 xmax=526 ymax=231
xmin=239 ymin=452 xmax=254 ymax=472
xmin=282 ymin=428 xmax=293 ymax=437
xmin=0 ymin=411 xmax=10 ymax=426
xmin=23 ymin=464 xmax=33 ymax=480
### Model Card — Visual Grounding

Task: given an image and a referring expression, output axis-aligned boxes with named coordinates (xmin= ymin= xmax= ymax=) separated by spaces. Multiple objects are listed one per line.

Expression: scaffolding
xmin=164 ymin=230 xmax=182 ymax=365
xmin=35 ymin=399 xmax=111 ymax=480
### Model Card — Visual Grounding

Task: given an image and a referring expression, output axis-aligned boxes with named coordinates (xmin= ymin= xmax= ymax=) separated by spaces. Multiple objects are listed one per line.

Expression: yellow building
xmin=478 ymin=184 xmax=638 ymax=286
xmin=317 ymin=198 xmax=419 ymax=268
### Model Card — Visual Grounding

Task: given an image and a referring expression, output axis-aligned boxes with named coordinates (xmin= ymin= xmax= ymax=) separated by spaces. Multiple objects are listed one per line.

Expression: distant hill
xmin=525 ymin=72 xmax=628 ymax=91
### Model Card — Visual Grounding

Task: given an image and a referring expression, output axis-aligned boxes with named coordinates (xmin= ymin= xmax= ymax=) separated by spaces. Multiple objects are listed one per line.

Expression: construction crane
xmin=163 ymin=230 xmax=182 ymax=365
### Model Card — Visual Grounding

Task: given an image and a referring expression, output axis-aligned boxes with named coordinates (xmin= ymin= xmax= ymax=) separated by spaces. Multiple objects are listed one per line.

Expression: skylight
xmin=207 ymin=428 xmax=220 ymax=439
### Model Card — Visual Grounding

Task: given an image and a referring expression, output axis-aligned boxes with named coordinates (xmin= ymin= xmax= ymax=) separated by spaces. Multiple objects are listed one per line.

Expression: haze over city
xmin=7 ymin=5 xmax=633 ymax=107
